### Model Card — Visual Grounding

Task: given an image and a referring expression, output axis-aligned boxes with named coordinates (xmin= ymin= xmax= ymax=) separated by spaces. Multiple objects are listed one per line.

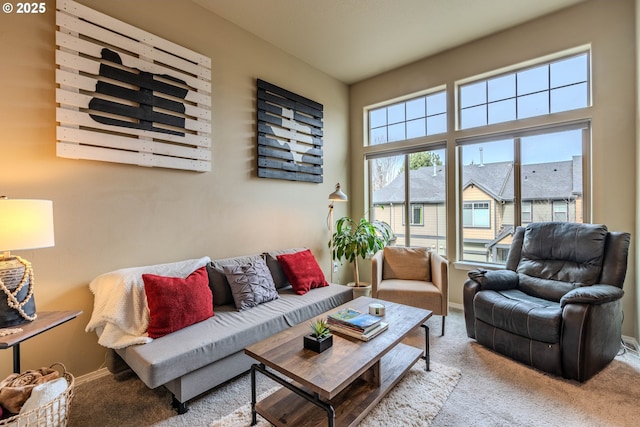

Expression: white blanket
xmin=85 ymin=256 xmax=211 ymax=349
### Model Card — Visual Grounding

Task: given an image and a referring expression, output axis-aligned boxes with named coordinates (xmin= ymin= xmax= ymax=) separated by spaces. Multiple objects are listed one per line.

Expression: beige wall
xmin=0 ymin=0 xmax=349 ymax=377
xmin=350 ymin=0 xmax=638 ymax=338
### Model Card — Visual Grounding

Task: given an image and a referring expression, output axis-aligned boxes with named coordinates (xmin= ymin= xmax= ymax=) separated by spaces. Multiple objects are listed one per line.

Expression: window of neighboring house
xmin=463 ymin=201 xmax=490 ymax=227
xmin=411 ymin=204 xmax=424 ymax=225
xmin=553 ymin=200 xmax=568 ymax=221
xmin=368 ymin=148 xmax=446 ymax=254
xmin=369 ymin=90 xmax=446 ymax=145
xmin=459 ymin=52 xmax=589 ymax=129
xmin=522 ymin=201 xmax=532 ymax=223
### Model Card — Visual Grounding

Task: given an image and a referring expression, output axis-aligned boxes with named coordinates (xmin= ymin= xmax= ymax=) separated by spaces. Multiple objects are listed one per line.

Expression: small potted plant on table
xmin=329 ymin=216 xmax=389 ymax=298
xmin=304 ymin=318 xmax=333 ymax=353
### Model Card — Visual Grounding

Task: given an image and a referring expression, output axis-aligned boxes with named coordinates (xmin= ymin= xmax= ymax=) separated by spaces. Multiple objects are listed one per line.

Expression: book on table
xmin=328 ymin=321 xmax=389 ymax=341
xmin=327 ymin=307 xmax=382 ymax=334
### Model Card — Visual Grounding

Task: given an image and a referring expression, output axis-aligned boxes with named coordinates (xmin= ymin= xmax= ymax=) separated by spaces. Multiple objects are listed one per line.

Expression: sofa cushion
xmin=116 ymin=283 xmax=352 ymax=389
xmin=474 ymin=288 xmax=562 ymax=343
xmin=263 ymin=248 xmax=307 ymax=288
xmin=143 ymin=266 xmax=213 ymax=339
xmin=277 ymin=249 xmax=328 ymax=295
xmin=223 ymin=257 xmax=279 ymax=311
xmin=382 ymin=246 xmax=431 ymax=281
xmin=207 ymin=254 xmax=263 ymax=306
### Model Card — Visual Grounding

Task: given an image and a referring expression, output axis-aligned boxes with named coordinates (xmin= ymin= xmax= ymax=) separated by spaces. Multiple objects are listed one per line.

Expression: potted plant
xmin=304 ymin=318 xmax=333 ymax=353
xmin=329 ymin=216 xmax=389 ymax=297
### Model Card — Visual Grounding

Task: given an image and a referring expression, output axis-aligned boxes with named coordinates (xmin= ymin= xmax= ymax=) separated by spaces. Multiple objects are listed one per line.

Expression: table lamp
xmin=328 ymin=183 xmax=347 ymax=282
xmin=0 ymin=197 xmax=55 ymax=328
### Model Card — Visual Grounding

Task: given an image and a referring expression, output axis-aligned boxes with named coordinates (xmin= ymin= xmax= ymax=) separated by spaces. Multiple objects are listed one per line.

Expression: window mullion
xmin=514 ymin=137 xmax=521 ymax=227
xmin=404 ymin=154 xmax=411 ymax=246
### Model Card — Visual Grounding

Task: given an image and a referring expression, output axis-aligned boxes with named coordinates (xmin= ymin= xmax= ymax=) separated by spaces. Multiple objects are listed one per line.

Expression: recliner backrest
xmin=512 ymin=222 xmax=608 ymax=300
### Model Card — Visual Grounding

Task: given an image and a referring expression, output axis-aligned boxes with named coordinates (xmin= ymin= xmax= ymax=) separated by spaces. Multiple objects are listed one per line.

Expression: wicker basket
xmin=0 ymin=363 xmax=75 ymax=427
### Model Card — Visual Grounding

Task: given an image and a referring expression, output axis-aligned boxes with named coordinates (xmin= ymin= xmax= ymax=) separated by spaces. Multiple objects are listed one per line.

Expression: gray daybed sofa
xmin=88 ymin=249 xmax=352 ymax=413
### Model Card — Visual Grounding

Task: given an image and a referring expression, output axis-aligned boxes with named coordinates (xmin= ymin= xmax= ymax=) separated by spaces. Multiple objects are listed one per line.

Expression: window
xmin=553 ymin=201 xmax=568 ymax=221
xmin=459 ymin=124 xmax=587 ymax=264
xmin=368 ymin=148 xmax=446 ymax=254
xmin=522 ymin=201 xmax=532 ymax=223
xmin=404 ymin=204 xmax=424 ymax=225
xmin=364 ymin=48 xmax=591 ymax=267
xmin=459 ymin=53 xmax=589 ymax=129
xmin=463 ymin=202 xmax=490 ymax=227
xmin=369 ymin=90 xmax=446 ymax=145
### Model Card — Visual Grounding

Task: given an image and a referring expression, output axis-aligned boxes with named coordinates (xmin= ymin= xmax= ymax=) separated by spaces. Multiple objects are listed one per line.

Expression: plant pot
xmin=304 ymin=334 xmax=333 ymax=353
xmin=348 ymin=282 xmax=372 ymax=298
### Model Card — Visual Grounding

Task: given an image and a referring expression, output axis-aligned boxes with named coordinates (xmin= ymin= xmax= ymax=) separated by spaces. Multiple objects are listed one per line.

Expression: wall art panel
xmin=55 ymin=0 xmax=212 ymax=172
xmin=257 ymin=79 xmax=323 ymax=183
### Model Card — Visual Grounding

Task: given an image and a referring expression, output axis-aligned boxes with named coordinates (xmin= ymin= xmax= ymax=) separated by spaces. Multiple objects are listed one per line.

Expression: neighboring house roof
xmin=372 ymin=156 xmax=582 ymax=204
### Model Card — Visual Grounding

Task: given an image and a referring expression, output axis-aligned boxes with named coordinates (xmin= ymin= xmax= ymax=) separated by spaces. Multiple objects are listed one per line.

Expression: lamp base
xmin=0 ymin=257 xmax=36 ymax=328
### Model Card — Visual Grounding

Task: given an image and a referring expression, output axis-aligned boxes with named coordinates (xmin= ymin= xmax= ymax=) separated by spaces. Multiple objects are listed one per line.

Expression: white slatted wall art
xmin=55 ymin=0 xmax=212 ymax=172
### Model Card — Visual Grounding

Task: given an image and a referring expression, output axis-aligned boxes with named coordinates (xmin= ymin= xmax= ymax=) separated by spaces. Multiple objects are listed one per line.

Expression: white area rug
xmin=211 ymin=361 xmax=461 ymax=427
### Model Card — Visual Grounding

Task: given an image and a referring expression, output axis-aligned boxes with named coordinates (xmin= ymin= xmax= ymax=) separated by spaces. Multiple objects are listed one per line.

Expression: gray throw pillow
xmin=223 ymin=257 xmax=279 ymax=311
xmin=207 ymin=254 xmax=263 ymax=306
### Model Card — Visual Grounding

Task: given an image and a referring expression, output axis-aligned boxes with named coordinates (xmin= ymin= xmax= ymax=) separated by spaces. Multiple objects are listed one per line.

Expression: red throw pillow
xmin=276 ymin=249 xmax=328 ymax=295
xmin=143 ymin=266 xmax=213 ymax=338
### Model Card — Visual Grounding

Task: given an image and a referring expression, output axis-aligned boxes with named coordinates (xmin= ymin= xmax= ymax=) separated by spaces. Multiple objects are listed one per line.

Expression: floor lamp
xmin=328 ymin=183 xmax=348 ymax=283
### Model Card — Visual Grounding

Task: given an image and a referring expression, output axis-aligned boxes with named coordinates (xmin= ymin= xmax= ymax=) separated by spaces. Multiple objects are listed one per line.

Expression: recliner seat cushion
xmin=474 ymin=289 xmax=562 ymax=343
xmin=516 ymin=222 xmax=608 ymax=300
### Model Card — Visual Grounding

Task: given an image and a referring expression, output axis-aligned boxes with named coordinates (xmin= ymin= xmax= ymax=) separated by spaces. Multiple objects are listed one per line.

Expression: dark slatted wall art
xmin=257 ymin=79 xmax=323 ymax=183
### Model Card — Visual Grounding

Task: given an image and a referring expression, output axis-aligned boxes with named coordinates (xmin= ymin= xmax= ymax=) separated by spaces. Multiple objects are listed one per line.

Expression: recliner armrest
xmin=467 ymin=269 xmax=518 ymax=291
xmin=560 ymin=284 xmax=624 ymax=307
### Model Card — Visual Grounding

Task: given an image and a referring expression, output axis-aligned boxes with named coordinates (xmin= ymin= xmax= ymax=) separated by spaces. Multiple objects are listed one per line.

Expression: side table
xmin=0 ymin=310 xmax=82 ymax=373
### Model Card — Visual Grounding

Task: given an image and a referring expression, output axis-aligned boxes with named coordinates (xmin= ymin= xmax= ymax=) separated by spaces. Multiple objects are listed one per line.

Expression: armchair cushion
xmin=560 ymin=284 xmax=624 ymax=307
xmin=382 ymin=247 xmax=430 ymax=281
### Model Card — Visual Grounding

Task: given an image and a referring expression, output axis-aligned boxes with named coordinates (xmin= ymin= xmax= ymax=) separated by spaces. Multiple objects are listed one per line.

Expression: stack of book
xmin=327 ymin=307 xmax=388 ymax=341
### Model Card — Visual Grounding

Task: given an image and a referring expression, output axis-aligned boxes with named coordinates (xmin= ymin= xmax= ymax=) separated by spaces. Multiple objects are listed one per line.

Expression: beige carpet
xmin=68 ymin=309 xmax=640 ymax=426
xmin=211 ymin=361 xmax=461 ymax=427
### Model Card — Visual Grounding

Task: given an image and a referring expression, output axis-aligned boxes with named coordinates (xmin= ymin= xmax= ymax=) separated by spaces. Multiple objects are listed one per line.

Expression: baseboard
xmin=449 ymin=302 xmax=463 ymax=311
xmin=622 ymin=335 xmax=640 ymax=354
xmin=75 ymin=367 xmax=111 ymax=386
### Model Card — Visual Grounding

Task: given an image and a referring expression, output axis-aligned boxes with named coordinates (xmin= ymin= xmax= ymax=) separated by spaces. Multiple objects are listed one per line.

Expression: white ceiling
xmin=191 ymin=0 xmax=586 ymax=84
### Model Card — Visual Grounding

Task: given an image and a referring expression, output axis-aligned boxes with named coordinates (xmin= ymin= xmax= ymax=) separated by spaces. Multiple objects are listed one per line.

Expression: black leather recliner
xmin=463 ymin=222 xmax=630 ymax=382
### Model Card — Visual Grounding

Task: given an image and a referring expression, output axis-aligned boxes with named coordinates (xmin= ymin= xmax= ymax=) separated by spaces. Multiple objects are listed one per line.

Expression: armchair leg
xmin=441 ymin=316 xmax=446 ymax=336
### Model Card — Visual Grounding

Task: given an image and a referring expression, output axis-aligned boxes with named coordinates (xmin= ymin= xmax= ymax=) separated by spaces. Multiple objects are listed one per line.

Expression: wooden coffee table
xmin=244 ymin=296 xmax=432 ymax=427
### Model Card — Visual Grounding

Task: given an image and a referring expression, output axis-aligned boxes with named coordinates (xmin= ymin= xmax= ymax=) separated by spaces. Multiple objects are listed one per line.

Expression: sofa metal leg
xmin=172 ymin=395 xmax=189 ymax=414
xmin=441 ymin=316 xmax=446 ymax=336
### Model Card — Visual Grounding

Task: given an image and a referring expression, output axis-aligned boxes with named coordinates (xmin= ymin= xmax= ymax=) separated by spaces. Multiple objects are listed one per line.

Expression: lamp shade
xmin=0 ymin=199 xmax=55 ymax=252
xmin=328 ymin=183 xmax=348 ymax=202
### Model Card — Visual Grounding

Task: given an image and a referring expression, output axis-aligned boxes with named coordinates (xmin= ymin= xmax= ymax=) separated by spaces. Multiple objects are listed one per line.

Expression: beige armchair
xmin=372 ymin=247 xmax=449 ymax=335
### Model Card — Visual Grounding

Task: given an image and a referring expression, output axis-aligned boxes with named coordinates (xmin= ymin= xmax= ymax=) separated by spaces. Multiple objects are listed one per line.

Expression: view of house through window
xmin=459 ymin=126 xmax=586 ymax=264
xmin=369 ymin=149 xmax=447 ymax=255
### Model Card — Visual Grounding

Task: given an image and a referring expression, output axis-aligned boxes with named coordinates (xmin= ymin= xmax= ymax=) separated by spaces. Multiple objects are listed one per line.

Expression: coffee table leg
xmin=421 ymin=323 xmax=430 ymax=371
xmin=251 ymin=363 xmax=336 ymax=426
xmin=250 ymin=363 xmax=261 ymax=426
